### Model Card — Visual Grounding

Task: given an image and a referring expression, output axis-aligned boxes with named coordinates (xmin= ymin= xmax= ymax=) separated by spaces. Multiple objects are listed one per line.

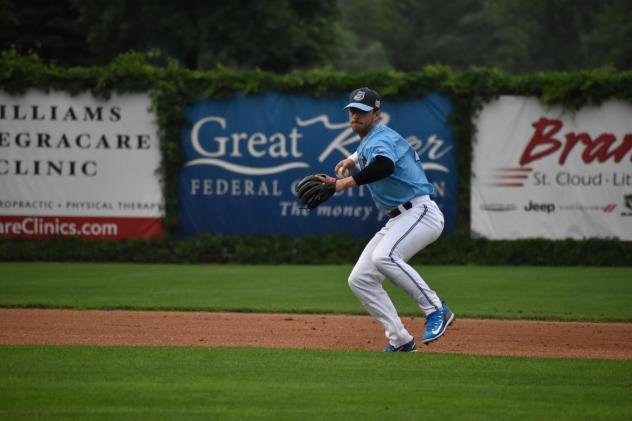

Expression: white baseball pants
xmin=348 ymin=195 xmax=445 ymax=348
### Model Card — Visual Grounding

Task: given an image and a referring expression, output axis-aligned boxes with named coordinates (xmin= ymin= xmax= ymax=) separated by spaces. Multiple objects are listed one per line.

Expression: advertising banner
xmin=472 ymin=96 xmax=632 ymax=240
xmin=0 ymin=90 xmax=164 ymax=239
xmin=179 ymin=92 xmax=456 ymax=238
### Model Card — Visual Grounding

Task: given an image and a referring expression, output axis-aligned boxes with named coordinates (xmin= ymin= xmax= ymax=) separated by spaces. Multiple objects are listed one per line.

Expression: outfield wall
xmin=472 ymin=97 xmax=632 ymax=240
xmin=1 ymin=51 xmax=631 ymax=264
xmin=0 ymin=91 xmax=164 ymax=239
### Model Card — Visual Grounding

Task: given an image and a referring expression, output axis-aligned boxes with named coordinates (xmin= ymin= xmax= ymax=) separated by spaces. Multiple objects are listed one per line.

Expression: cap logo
xmin=353 ymin=91 xmax=366 ymax=101
xmin=375 ymin=99 xmax=381 ymax=108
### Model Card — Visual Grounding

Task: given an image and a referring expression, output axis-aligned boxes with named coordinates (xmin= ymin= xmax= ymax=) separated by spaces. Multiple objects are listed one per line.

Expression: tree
xmin=71 ymin=0 xmax=341 ymax=71
xmin=332 ymin=0 xmax=393 ymax=71
xmin=374 ymin=0 xmax=500 ymax=71
xmin=336 ymin=0 xmax=631 ymax=73
xmin=582 ymin=0 xmax=632 ymax=70
xmin=3 ymin=0 xmax=629 ymax=72
xmin=0 ymin=0 xmax=91 ymax=67
xmin=485 ymin=0 xmax=605 ymax=73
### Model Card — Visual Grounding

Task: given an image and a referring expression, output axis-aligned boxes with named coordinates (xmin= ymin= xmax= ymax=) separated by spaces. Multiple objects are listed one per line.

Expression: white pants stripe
xmin=348 ymin=196 xmax=445 ymax=347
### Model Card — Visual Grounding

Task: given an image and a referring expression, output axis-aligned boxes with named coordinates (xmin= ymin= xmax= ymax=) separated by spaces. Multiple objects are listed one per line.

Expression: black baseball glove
xmin=295 ymin=174 xmax=337 ymax=209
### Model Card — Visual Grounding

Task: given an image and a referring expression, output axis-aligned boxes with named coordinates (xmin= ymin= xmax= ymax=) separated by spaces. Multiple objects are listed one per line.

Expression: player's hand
xmin=335 ymin=159 xmax=356 ymax=179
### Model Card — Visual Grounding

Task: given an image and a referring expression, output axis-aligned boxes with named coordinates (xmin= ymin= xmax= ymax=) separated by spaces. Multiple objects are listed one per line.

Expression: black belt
xmin=388 ymin=201 xmax=413 ymax=218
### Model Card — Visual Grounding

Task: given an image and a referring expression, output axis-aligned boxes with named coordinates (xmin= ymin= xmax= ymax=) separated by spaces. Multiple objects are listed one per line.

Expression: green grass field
xmin=1 ymin=346 xmax=630 ymax=420
xmin=1 ymin=262 xmax=631 ymax=419
xmin=1 ymin=263 xmax=631 ymax=321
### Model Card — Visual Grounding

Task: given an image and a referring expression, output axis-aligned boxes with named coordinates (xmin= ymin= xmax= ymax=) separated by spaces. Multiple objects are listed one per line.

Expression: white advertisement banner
xmin=472 ymin=96 xmax=632 ymax=240
xmin=0 ymin=90 xmax=164 ymax=239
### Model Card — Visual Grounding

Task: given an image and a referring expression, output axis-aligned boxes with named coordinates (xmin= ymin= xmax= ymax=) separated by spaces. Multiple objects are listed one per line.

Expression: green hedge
xmin=1 ymin=235 xmax=631 ymax=266
xmin=1 ymin=50 xmax=631 ymax=265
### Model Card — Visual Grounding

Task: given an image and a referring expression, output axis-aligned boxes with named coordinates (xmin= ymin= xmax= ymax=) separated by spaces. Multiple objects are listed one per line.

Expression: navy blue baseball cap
xmin=344 ymin=87 xmax=381 ymax=112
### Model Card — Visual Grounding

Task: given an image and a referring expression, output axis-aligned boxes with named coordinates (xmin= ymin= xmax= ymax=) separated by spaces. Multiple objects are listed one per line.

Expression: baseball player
xmin=332 ymin=87 xmax=454 ymax=352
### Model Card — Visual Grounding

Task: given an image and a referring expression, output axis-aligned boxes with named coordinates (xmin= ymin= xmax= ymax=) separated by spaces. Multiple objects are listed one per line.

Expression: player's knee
xmin=347 ymin=272 xmax=361 ymax=290
xmin=348 ymin=267 xmax=375 ymax=291
xmin=371 ymin=252 xmax=393 ymax=274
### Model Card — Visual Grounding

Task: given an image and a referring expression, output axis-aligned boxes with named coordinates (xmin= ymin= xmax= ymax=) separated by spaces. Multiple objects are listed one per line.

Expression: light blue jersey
xmin=356 ymin=123 xmax=434 ymax=211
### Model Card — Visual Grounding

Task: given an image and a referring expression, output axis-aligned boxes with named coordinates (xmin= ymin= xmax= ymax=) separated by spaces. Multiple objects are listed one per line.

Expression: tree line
xmin=1 ymin=0 xmax=630 ymax=73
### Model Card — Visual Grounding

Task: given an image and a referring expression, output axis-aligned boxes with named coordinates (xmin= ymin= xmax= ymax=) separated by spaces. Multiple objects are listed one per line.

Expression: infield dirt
xmin=1 ymin=308 xmax=631 ymax=360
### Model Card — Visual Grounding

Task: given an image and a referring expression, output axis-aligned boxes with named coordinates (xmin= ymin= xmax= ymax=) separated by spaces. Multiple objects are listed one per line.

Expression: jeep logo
xmin=524 ymin=200 xmax=555 ymax=213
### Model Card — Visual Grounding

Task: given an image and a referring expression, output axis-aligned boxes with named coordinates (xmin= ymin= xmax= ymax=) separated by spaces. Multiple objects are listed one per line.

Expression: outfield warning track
xmin=1 ymin=308 xmax=631 ymax=360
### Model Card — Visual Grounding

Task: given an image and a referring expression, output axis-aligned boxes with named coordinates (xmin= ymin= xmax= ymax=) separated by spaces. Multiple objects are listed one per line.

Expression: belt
xmin=387 ymin=201 xmax=413 ymax=218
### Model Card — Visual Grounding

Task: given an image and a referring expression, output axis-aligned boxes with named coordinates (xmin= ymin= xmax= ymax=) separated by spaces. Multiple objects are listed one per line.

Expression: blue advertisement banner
xmin=178 ymin=92 xmax=457 ymax=238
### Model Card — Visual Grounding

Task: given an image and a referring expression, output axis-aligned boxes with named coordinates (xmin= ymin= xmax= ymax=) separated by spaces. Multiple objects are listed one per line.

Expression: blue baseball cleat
xmin=383 ymin=338 xmax=418 ymax=352
xmin=442 ymin=301 xmax=455 ymax=328
xmin=422 ymin=302 xmax=455 ymax=344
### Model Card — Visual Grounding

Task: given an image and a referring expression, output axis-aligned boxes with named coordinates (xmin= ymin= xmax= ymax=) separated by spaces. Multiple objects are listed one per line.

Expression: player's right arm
xmin=352 ymin=155 xmax=394 ymax=185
